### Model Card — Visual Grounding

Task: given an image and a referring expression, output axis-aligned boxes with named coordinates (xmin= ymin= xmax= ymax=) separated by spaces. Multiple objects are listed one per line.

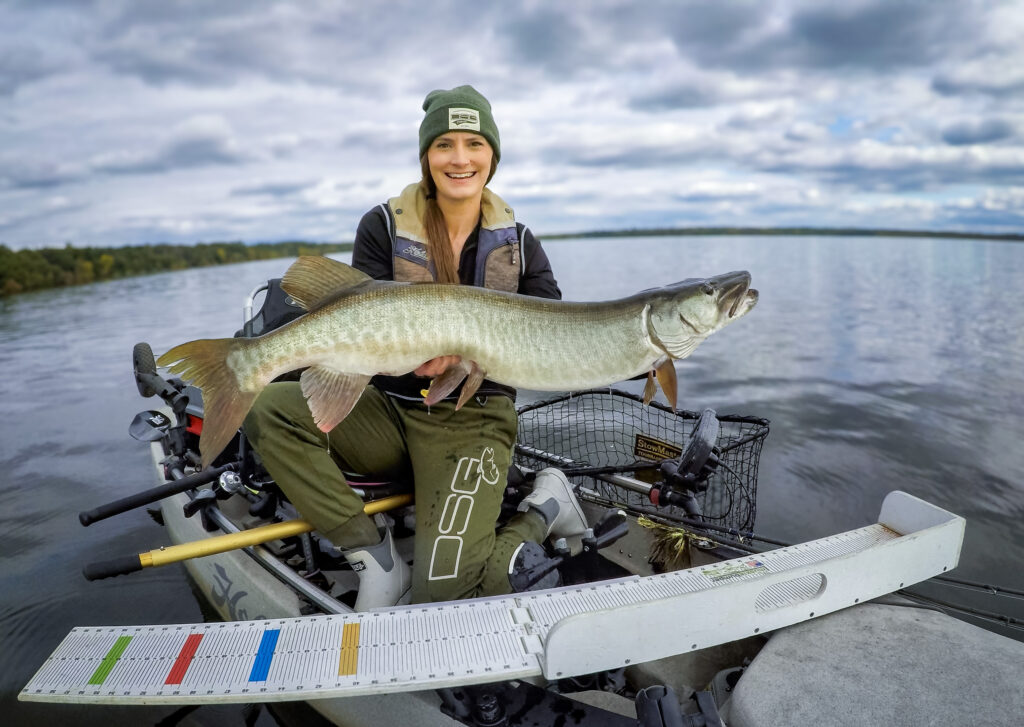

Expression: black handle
xmin=82 ymin=554 xmax=144 ymax=581
xmin=78 ymin=463 xmax=236 ymax=526
xmin=592 ymin=513 xmax=630 ymax=549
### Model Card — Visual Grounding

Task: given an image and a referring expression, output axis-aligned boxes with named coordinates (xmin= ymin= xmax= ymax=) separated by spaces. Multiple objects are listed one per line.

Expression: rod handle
xmin=82 ymin=555 xmax=144 ymax=581
xmin=79 ymin=464 xmax=235 ymax=526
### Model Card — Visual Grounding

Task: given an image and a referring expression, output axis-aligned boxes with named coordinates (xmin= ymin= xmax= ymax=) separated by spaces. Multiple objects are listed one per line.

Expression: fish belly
xmin=234 ymin=288 xmax=658 ymax=391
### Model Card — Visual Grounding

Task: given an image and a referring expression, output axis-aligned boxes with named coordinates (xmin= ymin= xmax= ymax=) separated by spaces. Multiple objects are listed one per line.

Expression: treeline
xmin=0 ymin=241 xmax=353 ymax=297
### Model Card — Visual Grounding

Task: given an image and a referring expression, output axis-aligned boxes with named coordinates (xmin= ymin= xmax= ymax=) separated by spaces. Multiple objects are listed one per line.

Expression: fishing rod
xmin=78 ymin=462 xmax=238 ymax=526
xmin=929 ymin=575 xmax=1024 ymax=600
xmin=567 ymin=462 xmax=1024 ymax=627
xmin=895 ymin=590 xmax=1024 ymax=631
xmin=635 ymin=506 xmax=1024 ymax=629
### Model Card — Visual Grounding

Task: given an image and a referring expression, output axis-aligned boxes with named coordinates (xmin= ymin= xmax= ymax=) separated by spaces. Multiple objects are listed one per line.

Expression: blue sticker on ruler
xmin=248 ymin=629 xmax=281 ymax=682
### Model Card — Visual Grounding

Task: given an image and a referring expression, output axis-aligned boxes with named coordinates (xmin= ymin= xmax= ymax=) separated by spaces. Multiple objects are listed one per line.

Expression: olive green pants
xmin=243 ymin=382 xmax=546 ymax=603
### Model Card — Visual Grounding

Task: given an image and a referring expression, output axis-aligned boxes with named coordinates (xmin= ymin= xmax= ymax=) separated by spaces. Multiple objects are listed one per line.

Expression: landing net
xmin=515 ymin=388 xmax=769 ymax=533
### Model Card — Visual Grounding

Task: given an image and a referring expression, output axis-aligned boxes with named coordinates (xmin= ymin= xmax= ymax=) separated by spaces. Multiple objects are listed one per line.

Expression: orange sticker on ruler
xmin=338 ymin=622 xmax=360 ymax=676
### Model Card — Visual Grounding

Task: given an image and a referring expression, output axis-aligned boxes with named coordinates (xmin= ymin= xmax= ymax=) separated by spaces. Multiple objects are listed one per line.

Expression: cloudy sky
xmin=2 ymin=0 xmax=1023 ymax=250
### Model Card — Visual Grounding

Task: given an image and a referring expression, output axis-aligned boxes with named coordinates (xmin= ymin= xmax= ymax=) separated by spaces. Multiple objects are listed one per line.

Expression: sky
xmin=2 ymin=0 xmax=1023 ymax=250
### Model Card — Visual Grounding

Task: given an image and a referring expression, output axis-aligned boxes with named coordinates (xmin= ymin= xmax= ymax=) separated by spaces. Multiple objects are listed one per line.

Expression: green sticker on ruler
xmin=87 ymin=635 xmax=133 ymax=685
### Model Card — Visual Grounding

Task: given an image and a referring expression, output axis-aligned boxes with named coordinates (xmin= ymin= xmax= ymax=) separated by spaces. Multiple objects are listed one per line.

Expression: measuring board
xmin=21 ymin=491 xmax=963 ymax=705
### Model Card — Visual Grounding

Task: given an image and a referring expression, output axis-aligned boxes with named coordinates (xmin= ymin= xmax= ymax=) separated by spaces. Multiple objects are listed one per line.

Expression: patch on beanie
xmin=448 ymin=107 xmax=480 ymax=131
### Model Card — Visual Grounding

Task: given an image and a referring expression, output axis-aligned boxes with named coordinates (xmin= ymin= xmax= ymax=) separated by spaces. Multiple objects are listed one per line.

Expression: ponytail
xmin=419 ymin=156 xmax=459 ymax=284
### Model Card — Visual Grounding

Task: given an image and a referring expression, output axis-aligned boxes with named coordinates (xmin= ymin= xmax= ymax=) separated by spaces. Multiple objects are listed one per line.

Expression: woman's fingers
xmin=415 ymin=355 xmax=462 ymax=377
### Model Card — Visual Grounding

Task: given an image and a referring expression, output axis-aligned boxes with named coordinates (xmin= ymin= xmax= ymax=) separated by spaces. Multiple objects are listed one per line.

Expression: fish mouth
xmin=714 ymin=271 xmax=758 ymax=319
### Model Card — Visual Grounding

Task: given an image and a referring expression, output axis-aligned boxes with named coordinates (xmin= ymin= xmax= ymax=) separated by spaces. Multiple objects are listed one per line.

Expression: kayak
xmin=20 ymin=279 xmax=1024 ymax=726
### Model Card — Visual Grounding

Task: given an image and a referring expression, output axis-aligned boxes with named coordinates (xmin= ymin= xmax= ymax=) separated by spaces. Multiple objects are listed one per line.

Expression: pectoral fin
xmin=424 ymin=361 xmax=471 ymax=406
xmin=455 ymin=362 xmax=485 ymax=410
xmin=642 ymin=371 xmax=656 ymax=405
xmin=655 ymin=359 xmax=678 ymax=413
xmin=299 ymin=366 xmax=370 ymax=432
xmin=423 ymin=360 xmax=486 ymax=409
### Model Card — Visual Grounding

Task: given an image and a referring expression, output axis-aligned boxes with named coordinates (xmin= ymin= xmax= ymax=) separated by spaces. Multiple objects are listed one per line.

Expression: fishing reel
xmin=649 ymin=408 xmax=721 ymax=519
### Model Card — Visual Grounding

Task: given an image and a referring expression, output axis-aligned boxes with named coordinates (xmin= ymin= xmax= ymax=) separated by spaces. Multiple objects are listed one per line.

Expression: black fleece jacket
xmin=350 ymin=205 xmax=562 ymax=401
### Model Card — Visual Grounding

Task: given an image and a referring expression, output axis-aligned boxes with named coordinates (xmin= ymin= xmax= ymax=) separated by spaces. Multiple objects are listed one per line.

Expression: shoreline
xmin=3 ymin=227 xmax=1021 ymax=299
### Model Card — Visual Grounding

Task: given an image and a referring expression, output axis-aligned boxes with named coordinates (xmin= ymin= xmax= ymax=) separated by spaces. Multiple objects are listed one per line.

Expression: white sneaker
xmin=517 ymin=468 xmax=588 ymax=540
xmin=343 ymin=527 xmax=411 ymax=611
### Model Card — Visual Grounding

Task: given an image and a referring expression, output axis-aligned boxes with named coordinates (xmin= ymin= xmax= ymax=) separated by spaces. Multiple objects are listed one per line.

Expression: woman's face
xmin=426 ymin=132 xmax=493 ymax=204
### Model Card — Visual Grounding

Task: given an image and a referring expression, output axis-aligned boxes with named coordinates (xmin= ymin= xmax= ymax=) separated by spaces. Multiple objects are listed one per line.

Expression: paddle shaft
xmin=82 ymin=494 xmax=413 ymax=580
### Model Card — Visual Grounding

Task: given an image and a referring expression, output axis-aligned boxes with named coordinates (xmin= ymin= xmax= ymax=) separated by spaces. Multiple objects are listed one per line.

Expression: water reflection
xmin=545 ymin=235 xmax=1024 ymax=574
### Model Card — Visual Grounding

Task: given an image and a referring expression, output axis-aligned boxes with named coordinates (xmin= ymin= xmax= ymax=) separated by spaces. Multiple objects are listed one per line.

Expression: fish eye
xmin=701 ymin=283 xmax=715 ymax=295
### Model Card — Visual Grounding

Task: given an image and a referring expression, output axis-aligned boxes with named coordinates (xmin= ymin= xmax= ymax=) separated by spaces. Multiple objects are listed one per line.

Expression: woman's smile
xmin=428 ymin=132 xmax=493 ymax=204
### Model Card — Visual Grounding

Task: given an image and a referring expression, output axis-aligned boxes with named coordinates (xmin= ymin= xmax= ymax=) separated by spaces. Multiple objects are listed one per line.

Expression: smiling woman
xmin=420 ymin=132 xmax=498 ymax=283
xmin=242 ymin=84 xmax=578 ymax=608
xmin=419 ymin=87 xmax=502 ymax=284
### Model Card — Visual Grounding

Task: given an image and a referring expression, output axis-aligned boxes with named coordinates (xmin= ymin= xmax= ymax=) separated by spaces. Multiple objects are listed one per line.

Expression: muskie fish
xmin=159 ymin=256 xmax=758 ymax=467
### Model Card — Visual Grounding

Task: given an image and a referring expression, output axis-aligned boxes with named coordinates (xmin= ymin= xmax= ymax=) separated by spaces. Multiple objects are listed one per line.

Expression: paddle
xmin=82 ymin=494 xmax=413 ymax=581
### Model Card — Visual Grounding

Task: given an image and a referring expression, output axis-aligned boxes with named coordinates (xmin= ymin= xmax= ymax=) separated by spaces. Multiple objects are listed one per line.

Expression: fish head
xmin=646 ymin=270 xmax=758 ymax=359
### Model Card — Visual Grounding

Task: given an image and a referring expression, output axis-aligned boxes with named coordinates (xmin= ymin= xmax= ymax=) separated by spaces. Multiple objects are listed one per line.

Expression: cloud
xmin=784 ymin=121 xmax=830 ymax=143
xmin=89 ymin=1 xmax=485 ymax=90
xmin=0 ymin=157 xmax=83 ymax=190
xmin=671 ymin=180 xmax=763 ymax=203
xmin=941 ymin=119 xmax=1016 ymax=146
xmin=630 ymin=76 xmax=739 ymax=111
xmin=753 ymin=141 xmax=1024 ymax=191
xmin=932 ymin=70 xmax=1024 ymax=98
xmin=504 ymin=8 xmax=589 ymax=70
xmin=91 ymin=115 xmax=246 ymax=175
xmin=663 ymin=0 xmax=985 ymax=72
xmin=0 ymin=43 xmax=65 ymax=95
xmin=0 ymin=195 xmax=85 ymax=232
xmin=1 ymin=1 xmax=1023 ymax=248
xmin=782 ymin=2 xmax=980 ymax=69
xmin=230 ymin=180 xmax=317 ymax=198
xmin=938 ymin=187 xmax=1024 ymax=229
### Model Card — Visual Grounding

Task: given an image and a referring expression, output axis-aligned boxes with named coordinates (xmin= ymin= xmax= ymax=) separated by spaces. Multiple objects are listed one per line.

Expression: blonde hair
xmin=419 ymin=154 xmax=499 ymax=285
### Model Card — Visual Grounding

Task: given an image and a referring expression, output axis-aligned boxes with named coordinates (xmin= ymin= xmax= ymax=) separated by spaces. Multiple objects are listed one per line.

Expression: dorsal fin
xmin=281 ymin=256 xmax=373 ymax=311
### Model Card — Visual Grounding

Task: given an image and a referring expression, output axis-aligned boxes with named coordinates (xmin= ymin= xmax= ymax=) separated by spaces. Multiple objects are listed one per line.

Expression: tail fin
xmin=157 ymin=338 xmax=259 ymax=469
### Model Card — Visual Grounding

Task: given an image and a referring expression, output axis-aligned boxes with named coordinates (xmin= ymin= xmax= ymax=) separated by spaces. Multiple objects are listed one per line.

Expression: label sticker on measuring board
xmin=702 ymin=560 xmax=767 ymax=581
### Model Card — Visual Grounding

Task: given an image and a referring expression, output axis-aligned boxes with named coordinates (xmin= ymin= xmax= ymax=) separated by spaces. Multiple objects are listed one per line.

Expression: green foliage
xmin=0 ymin=241 xmax=354 ymax=297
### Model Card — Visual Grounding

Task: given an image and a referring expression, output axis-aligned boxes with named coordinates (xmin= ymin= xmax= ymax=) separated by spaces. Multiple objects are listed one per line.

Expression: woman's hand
xmin=415 ymin=355 xmax=462 ymax=377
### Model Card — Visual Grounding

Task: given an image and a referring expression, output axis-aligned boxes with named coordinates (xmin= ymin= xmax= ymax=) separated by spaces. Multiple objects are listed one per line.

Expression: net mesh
xmin=515 ymin=389 xmax=769 ymax=533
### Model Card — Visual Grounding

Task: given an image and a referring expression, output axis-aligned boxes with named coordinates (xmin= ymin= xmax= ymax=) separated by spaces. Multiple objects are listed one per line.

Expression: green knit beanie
xmin=418 ymin=85 xmax=501 ymax=161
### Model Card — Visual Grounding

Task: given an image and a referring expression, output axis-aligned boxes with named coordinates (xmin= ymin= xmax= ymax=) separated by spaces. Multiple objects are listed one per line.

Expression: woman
xmin=244 ymin=85 xmax=587 ymax=608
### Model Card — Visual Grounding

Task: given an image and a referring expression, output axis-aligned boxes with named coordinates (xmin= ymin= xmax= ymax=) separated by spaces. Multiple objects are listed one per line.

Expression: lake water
xmin=2 ymin=235 xmax=1023 ymax=725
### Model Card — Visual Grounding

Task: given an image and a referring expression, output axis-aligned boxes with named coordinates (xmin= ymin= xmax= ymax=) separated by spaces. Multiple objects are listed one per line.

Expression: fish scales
xmin=159 ymin=257 xmax=757 ymax=467
xmin=232 ymin=286 xmax=655 ymax=392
